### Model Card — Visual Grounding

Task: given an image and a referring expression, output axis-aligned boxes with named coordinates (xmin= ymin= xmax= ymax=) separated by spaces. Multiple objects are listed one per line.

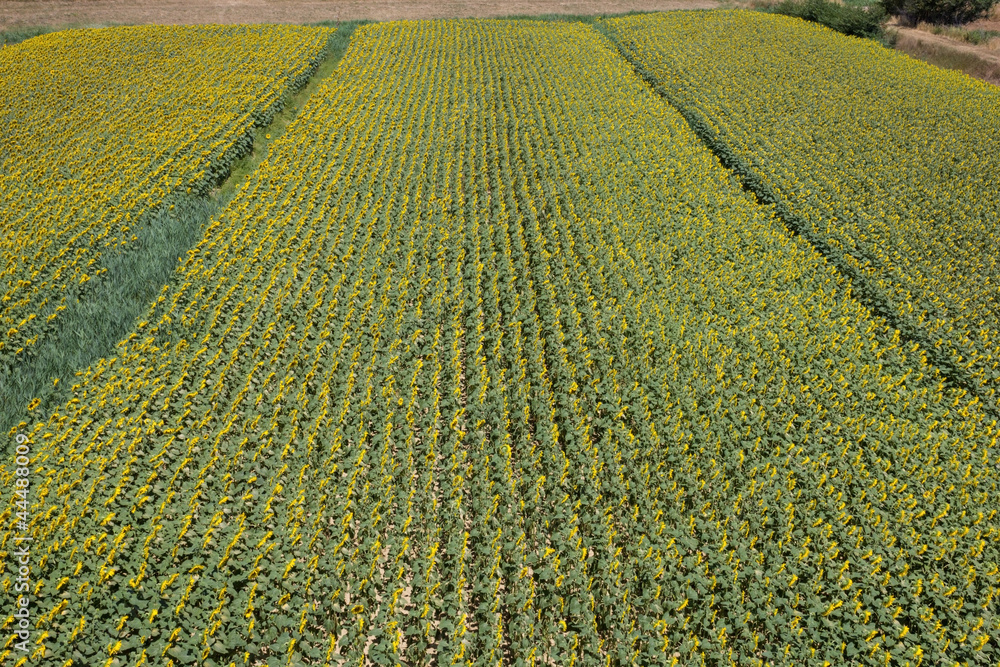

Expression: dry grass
xmin=892 ymin=26 xmax=1000 ymax=84
xmin=910 ymin=21 xmax=1000 ymax=46
xmin=0 ymin=0 xmax=721 ymax=32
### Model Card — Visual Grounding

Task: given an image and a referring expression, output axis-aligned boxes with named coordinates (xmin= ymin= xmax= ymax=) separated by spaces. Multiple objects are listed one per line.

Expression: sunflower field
xmin=0 ymin=25 xmax=333 ymax=371
xmin=603 ymin=10 xmax=1000 ymax=415
xmin=1 ymin=17 xmax=998 ymax=667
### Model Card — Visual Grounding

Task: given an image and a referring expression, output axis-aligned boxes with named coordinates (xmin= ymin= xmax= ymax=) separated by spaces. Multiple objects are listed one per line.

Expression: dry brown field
xmin=0 ymin=0 xmax=720 ymax=30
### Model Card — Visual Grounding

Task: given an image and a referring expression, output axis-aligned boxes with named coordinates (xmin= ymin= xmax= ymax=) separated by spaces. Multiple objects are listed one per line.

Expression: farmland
xmin=0 ymin=25 xmax=334 ymax=436
xmin=605 ymin=11 xmax=1000 ymax=414
xmin=2 ymin=12 xmax=999 ymax=667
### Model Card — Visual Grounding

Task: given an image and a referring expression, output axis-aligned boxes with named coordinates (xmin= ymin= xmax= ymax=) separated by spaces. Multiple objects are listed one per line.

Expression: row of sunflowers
xmin=1 ymin=15 xmax=998 ymax=667
xmin=604 ymin=10 xmax=1000 ymax=415
xmin=0 ymin=25 xmax=333 ymax=369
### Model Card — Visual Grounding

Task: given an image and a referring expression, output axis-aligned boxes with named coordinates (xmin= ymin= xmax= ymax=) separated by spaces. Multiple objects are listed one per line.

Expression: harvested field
xmin=0 ymin=0 xmax=719 ymax=30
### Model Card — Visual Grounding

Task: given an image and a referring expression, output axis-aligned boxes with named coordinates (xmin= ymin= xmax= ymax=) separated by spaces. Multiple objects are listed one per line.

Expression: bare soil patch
xmin=0 ymin=0 xmax=720 ymax=31
xmin=966 ymin=6 xmax=1000 ymax=33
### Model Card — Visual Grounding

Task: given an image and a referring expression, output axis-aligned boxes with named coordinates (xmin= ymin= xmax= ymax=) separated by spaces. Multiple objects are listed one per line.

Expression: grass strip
xmin=0 ymin=25 xmax=56 ymax=47
xmin=214 ymin=20 xmax=370 ymax=204
xmin=595 ymin=19 xmax=999 ymax=422
xmin=1 ymin=22 xmax=364 ymax=439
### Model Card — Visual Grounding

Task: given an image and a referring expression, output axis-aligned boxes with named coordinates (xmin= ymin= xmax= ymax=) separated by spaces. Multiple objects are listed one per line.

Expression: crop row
xmin=604 ymin=10 xmax=1000 ymax=414
xmin=1 ymin=18 xmax=998 ymax=667
xmin=0 ymin=25 xmax=333 ymax=373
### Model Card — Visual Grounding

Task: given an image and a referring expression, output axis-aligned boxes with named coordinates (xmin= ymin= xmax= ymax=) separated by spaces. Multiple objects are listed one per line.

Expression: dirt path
xmin=890 ymin=24 xmax=1000 ymax=85
xmin=0 ymin=0 xmax=720 ymax=30
xmin=893 ymin=26 xmax=1000 ymax=65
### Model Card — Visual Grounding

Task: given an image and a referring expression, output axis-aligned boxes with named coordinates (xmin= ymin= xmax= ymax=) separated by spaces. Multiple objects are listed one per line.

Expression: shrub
xmin=766 ymin=0 xmax=887 ymax=38
xmin=882 ymin=0 xmax=998 ymax=24
xmin=0 ymin=26 xmax=52 ymax=47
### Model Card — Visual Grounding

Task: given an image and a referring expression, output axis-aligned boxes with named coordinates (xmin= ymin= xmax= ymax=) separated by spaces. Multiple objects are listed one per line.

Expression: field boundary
xmin=596 ymin=20 xmax=999 ymax=422
xmin=1 ymin=23 xmax=364 ymax=439
xmin=891 ymin=25 xmax=1000 ymax=85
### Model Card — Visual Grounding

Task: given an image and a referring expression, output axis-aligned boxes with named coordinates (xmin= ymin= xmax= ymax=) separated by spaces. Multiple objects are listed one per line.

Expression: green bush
xmin=882 ymin=0 xmax=998 ymax=24
xmin=0 ymin=26 xmax=53 ymax=47
xmin=766 ymin=0 xmax=887 ymax=38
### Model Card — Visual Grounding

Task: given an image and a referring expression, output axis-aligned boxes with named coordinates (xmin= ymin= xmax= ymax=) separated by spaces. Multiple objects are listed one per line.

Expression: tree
xmin=882 ymin=0 xmax=998 ymax=24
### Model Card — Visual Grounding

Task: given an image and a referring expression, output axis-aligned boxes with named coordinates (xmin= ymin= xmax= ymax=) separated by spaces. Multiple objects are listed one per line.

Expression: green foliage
xmin=925 ymin=22 xmax=1000 ymax=43
xmin=0 ymin=25 xmax=53 ymax=47
xmin=214 ymin=21 xmax=365 ymax=204
xmin=605 ymin=11 xmax=1000 ymax=660
xmin=3 ymin=14 xmax=1000 ymax=667
xmin=309 ymin=19 xmax=371 ymax=59
xmin=882 ymin=0 xmax=999 ymax=24
xmin=0 ymin=195 xmax=218 ymax=438
xmin=0 ymin=27 xmax=338 ymax=438
xmin=604 ymin=10 xmax=1000 ymax=418
xmin=765 ymin=0 xmax=887 ymax=38
xmin=962 ymin=27 xmax=1000 ymax=42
